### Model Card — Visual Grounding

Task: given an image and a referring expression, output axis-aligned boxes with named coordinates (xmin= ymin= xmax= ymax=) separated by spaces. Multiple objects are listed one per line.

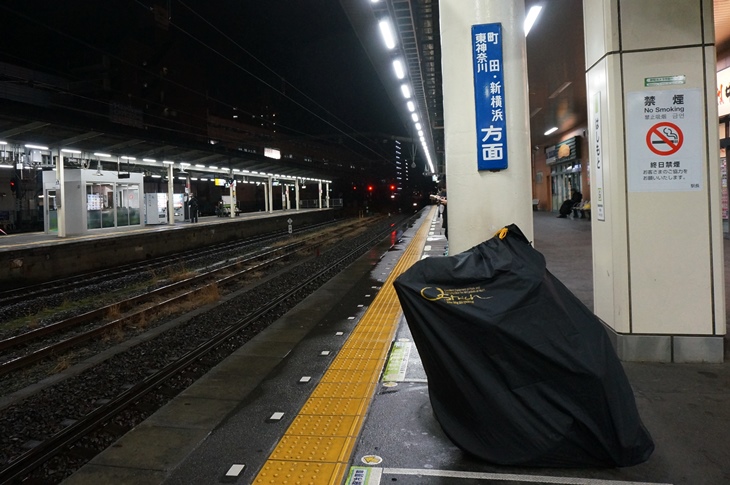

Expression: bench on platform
xmin=571 ymin=201 xmax=591 ymax=219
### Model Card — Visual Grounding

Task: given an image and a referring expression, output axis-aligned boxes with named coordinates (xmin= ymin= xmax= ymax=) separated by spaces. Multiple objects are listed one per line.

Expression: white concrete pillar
xmin=326 ymin=182 xmax=330 ymax=208
xmin=229 ymin=179 xmax=235 ymax=218
xmin=167 ymin=162 xmax=174 ymax=225
xmin=439 ymin=0 xmax=534 ymax=254
xmin=267 ymin=176 xmax=274 ymax=213
xmin=318 ymin=181 xmax=323 ymax=209
xmin=584 ymin=0 xmax=724 ymax=362
xmin=262 ymin=182 xmax=269 ymax=212
xmin=56 ymin=148 xmax=66 ymax=237
xmin=295 ymin=179 xmax=300 ymax=210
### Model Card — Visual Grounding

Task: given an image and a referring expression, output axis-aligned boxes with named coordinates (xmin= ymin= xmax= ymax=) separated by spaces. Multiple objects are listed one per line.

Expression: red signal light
xmin=367 ymin=185 xmax=373 ymax=192
xmin=390 ymin=184 xmax=395 ymax=190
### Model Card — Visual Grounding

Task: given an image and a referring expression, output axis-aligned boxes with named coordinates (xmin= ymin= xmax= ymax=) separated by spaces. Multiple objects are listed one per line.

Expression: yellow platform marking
xmin=252 ymin=207 xmax=436 ymax=485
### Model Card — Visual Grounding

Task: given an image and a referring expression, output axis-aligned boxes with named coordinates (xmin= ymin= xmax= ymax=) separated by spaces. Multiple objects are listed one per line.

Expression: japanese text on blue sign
xmin=472 ymin=23 xmax=507 ymax=171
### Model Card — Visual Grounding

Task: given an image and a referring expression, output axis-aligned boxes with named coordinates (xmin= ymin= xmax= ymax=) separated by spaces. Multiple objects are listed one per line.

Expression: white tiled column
xmin=584 ymin=0 xmax=725 ymax=362
xmin=438 ymin=0 xmax=534 ymax=254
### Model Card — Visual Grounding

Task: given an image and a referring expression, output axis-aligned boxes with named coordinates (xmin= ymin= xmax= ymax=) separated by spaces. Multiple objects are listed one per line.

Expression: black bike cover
xmin=393 ymin=224 xmax=654 ymax=467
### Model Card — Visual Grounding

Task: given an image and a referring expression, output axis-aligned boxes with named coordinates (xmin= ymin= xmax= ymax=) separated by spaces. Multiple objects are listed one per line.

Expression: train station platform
xmin=62 ymin=207 xmax=730 ymax=485
xmin=0 ymin=208 xmax=340 ymax=289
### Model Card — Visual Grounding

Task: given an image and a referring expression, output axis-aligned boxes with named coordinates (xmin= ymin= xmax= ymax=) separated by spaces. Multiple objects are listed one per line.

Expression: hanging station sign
xmin=471 ymin=23 xmax=508 ymax=171
xmin=545 ymin=136 xmax=580 ymax=165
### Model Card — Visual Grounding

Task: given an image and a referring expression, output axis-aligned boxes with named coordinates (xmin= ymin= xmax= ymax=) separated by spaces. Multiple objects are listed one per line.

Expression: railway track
xmin=0 ymin=213 xmax=415 ymax=484
xmin=0 ymin=220 xmax=370 ymax=377
xmin=0 ymin=219 xmax=340 ymax=308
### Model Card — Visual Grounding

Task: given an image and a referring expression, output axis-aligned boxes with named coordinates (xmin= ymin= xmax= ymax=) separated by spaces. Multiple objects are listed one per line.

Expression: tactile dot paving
xmin=345 ymin=332 xmax=393 ymax=344
xmin=300 ymin=397 xmax=365 ymax=416
xmin=336 ymin=345 xmax=388 ymax=361
xmin=328 ymin=357 xmax=382 ymax=372
xmin=287 ymin=414 xmax=357 ymax=437
xmin=321 ymin=368 xmax=379 ymax=384
xmin=270 ymin=435 xmax=348 ymax=462
xmin=341 ymin=340 xmax=390 ymax=351
xmin=310 ymin=381 xmax=374 ymax=399
xmin=253 ymin=460 xmax=339 ymax=484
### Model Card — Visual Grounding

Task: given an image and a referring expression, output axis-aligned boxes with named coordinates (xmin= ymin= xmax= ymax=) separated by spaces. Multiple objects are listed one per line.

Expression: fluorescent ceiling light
xmin=162 ymin=160 xmax=175 ymax=165
xmin=401 ymin=84 xmax=411 ymax=98
xmin=143 ymin=158 xmax=157 ymax=162
xmin=151 ymin=174 xmax=161 ymax=178
xmin=121 ymin=156 xmax=136 ymax=160
xmin=379 ymin=19 xmax=396 ymax=49
xmin=524 ymin=6 xmax=542 ymax=36
xmin=415 ymin=122 xmax=422 ymax=130
xmin=393 ymin=59 xmax=405 ymax=79
xmin=544 ymin=126 xmax=558 ymax=136
xmin=407 ymin=101 xmax=415 ymax=112
xmin=411 ymin=113 xmax=419 ymax=122
xmin=209 ymin=165 xmax=219 ymax=169
xmin=61 ymin=148 xmax=81 ymax=154
xmin=195 ymin=164 xmax=205 ymax=168
xmin=25 ymin=144 xmax=48 ymax=150
xmin=0 ymin=141 xmax=6 ymax=145
xmin=95 ymin=152 xmax=112 ymax=158
xmin=0 ymin=164 xmax=13 ymax=169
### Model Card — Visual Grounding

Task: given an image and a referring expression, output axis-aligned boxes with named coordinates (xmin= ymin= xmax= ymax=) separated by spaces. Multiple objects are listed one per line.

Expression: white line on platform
xmin=380 ymin=468 xmax=672 ymax=485
xmin=225 ymin=464 xmax=245 ymax=476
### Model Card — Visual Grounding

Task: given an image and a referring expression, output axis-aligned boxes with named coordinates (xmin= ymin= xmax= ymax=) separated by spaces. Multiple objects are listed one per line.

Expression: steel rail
xmin=0 ymin=214 xmax=414 ymax=484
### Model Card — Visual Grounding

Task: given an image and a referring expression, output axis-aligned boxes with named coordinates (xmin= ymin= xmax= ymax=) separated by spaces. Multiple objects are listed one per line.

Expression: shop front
xmin=545 ymin=136 xmax=586 ymax=211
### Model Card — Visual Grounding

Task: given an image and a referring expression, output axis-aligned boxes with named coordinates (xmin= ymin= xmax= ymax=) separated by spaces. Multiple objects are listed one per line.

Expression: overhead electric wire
xmin=166 ymin=1 xmax=397 ymax=166
xmin=0 ymin=4 xmax=377 ymax=171
xmin=173 ymin=0 xmax=396 ymax=164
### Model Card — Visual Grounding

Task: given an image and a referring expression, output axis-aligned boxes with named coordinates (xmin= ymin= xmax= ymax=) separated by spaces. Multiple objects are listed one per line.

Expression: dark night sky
xmin=0 ymin=0 xmax=407 ymax=141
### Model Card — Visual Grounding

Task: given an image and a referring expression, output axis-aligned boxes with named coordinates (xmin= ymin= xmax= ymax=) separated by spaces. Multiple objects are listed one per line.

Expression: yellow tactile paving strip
xmin=253 ymin=207 xmax=435 ymax=485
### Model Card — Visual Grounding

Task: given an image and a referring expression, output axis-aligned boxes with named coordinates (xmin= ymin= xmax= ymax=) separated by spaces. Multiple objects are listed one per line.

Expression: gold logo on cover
xmin=420 ymin=286 xmax=491 ymax=304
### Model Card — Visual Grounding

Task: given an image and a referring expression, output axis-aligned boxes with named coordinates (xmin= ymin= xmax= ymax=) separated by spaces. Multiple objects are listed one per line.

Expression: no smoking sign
xmin=626 ymin=88 xmax=702 ymax=192
xmin=646 ymin=122 xmax=683 ymax=156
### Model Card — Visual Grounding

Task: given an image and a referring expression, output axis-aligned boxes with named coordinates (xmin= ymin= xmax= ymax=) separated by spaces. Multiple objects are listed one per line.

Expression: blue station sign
xmin=471 ymin=23 xmax=508 ymax=171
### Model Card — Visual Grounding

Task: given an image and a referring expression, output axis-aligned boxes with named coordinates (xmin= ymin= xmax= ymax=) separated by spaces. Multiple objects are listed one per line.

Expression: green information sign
xmin=644 ymin=75 xmax=686 ymax=87
xmin=382 ymin=341 xmax=411 ymax=382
